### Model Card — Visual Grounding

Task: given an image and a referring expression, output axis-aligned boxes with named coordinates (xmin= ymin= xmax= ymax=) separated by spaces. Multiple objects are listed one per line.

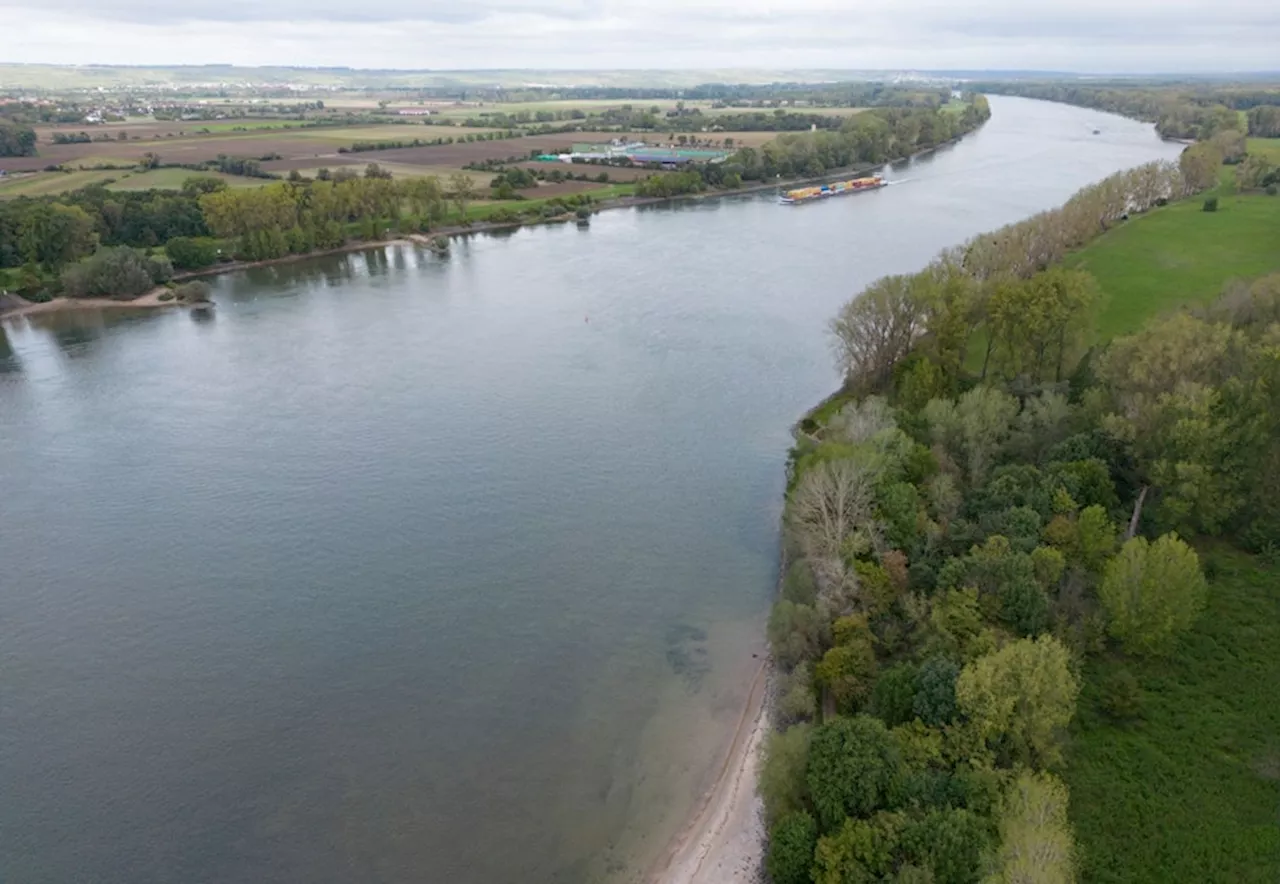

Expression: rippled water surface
xmin=0 ymin=97 xmax=1182 ymax=884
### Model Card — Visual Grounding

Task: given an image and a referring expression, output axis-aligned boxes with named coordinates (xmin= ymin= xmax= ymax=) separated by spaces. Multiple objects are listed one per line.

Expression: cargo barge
xmin=779 ymin=176 xmax=886 ymax=204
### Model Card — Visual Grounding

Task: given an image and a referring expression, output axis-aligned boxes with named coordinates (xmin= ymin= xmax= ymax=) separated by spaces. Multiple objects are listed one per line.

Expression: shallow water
xmin=0 ymin=97 xmax=1181 ymax=884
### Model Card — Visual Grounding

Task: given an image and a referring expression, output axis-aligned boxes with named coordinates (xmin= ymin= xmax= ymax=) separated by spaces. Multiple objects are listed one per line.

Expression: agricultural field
xmin=1066 ymin=185 xmax=1280 ymax=339
xmin=1065 ymin=549 xmax=1280 ymax=884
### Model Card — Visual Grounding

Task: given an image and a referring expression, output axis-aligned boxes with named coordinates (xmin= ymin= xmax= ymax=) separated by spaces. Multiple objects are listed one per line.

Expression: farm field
xmin=1065 ymin=549 xmax=1280 ymax=884
xmin=1066 ymin=187 xmax=1280 ymax=339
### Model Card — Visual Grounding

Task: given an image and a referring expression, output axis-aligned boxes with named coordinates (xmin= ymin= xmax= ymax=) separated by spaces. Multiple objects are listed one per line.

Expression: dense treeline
xmin=974 ymin=81 xmax=1280 ymax=139
xmin=734 ymin=98 xmax=990 ymax=180
xmin=631 ymin=98 xmax=991 ymax=198
xmin=760 ymin=148 xmax=1256 ymax=884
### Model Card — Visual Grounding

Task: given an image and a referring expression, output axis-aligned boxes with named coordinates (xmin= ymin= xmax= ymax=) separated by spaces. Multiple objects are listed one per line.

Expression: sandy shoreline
xmin=649 ymin=660 xmax=770 ymax=884
xmin=0 ymin=286 xmax=184 ymax=318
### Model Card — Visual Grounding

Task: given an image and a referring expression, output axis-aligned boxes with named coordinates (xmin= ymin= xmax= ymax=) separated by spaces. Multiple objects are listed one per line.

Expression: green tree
xmin=815 ymin=615 xmax=879 ymax=714
xmin=768 ymin=811 xmax=819 ymax=884
xmin=901 ymin=808 xmax=992 ymax=884
xmin=807 ymin=715 xmax=903 ymax=831
xmin=872 ymin=662 xmax=921 ymax=728
xmin=1098 ymin=534 xmax=1207 ymax=656
xmin=164 ymin=236 xmax=220 ymax=270
xmin=18 ymin=202 xmax=97 ymax=270
xmin=831 ymin=275 xmax=927 ymax=392
xmin=985 ymin=772 xmax=1077 ymax=884
xmin=1178 ymin=141 xmax=1223 ymax=193
xmin=813 ymin=811 xmax=906 ymax=884
xmin=912 ymin=656 xmax=960 ymax=727
xmin=0 ymin=120 xmax=37 ymax=157
xmin=448 ymin=171 xmax=477 ymax=219
xmin=924 ymin=387 xmax=1019 ymax=486
xmin=955 ymin=635 xmax=1079 ymax=769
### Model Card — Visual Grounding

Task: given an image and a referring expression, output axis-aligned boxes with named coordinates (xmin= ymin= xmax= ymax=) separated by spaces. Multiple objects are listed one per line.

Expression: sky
xmin=3 ymin=0 xmax=1278 ymax=73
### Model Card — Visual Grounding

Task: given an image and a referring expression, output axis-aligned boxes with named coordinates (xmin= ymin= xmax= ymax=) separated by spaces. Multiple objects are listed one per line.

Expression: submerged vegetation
xmin=763 ymin=132 xmax=1280 ymax=883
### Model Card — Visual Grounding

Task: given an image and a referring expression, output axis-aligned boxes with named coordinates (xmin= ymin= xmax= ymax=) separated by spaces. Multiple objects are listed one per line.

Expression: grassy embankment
xmin=1053 ymin=150 xmax=1280 ymax=881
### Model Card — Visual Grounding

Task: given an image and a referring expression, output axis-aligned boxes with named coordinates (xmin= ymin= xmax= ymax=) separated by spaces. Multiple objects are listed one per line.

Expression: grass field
xmin=1065 ymin=549 xmax=1280 ymax=884
xmin=105 ymin=169 xmax=266 ymax=191
xmin=1246 ymin=137 xmax=1280 ymax=163
xmin=0 ymin=167 xmax=274 ymax=198
xmin=0 ymin=169 xmax=122 ymax=197
xmin=1066 ymin=187 xmax=1280 ymax=339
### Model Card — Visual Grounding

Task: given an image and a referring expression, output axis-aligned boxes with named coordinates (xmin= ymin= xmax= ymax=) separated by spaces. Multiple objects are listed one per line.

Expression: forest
xmin=760 ymin=134 xmax=1279 ymax=883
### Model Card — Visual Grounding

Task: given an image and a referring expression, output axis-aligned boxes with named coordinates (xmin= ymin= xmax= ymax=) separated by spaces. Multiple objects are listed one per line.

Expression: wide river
xmin=0 ymin=96 xmax=1181 ymax=884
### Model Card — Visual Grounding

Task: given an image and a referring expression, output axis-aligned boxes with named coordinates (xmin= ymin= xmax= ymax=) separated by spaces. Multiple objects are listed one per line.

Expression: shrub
xmin=778 ymin=662 xmax=816 ymax=724
xmin=157 ymin=292 xmax=175 ymax=302
xmin=1267 ymin=184 xmax=1277 ymax=196
xmin=761 ymin=723 xmax=812 ymax=824
xmin=1098 ymin=668 xmax=1143 ymax=722
xmin=174 ymin=281 xmax=212 ymax=303
xmin=1202 ymin=196 xmax=1218 ymax=212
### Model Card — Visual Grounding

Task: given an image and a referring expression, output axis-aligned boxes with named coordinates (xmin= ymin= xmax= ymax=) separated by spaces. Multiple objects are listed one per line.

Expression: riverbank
xmin=0 ymin=286 xmax=177 ymax=318
xmin=1 ymin=131 xmax=980 ymax=320
xmin=650 ymin=661 xmax=770 ymax=884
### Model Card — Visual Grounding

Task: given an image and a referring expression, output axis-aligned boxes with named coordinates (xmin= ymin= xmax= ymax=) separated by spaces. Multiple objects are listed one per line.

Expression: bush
xmin=1267 ymin=184 xmax=1278 ymax=196
xmin=61 ymin=247 xmax=169 ymax=299
xmin=174 ymin=281 xmax=212 ymax=303
xmin=761 ymin=723 xmax=812 ymax=824
xmin=157 ymin=292 xmax=175 ymax=302
xmin=1202 ymin=196 xmax=1218 ymax=212
xmin=1099 ymin=668 xmax=1143 ymax=722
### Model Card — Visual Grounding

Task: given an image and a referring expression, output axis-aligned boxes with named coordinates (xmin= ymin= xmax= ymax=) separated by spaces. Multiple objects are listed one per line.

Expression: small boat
xmin=780 ymin=176 xmax=886 ymax=204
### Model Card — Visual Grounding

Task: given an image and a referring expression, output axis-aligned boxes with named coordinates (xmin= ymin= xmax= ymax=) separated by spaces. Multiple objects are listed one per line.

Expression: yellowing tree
xmin=984 ymin=772 xmax=1077 ymax=884
xmin=956 ymin=635 xmax=1079 ymax=769
xmin=1099 ymin=534 xmax=1207 ymax=656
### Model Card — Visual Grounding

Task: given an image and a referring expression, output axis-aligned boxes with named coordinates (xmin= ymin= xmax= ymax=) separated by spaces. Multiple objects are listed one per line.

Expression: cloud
xmin=1 ymin=0 xmax=1277 ymax=71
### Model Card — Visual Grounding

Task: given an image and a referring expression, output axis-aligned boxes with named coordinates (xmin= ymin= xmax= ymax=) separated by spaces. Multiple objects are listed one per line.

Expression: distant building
xmin=397 ymin=109 xmax=435 ymax=116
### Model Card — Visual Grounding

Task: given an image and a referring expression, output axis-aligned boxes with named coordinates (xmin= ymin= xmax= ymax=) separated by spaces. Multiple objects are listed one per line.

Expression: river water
xmin=0 ymin=97 xmax=1181 ymax=884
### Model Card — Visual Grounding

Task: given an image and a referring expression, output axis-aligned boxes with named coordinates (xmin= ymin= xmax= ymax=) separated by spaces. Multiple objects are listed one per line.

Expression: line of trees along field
xmin=759 ymin=142 xmax=1270 ymax=883
xmin=0 ymin=170 xmax=478 ymax=297
xmin=973 ymin=81 xmax=1280 ymax=140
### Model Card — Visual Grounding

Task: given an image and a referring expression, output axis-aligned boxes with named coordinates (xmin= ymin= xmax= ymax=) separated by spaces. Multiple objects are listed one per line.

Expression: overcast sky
xmin=4 ymin=0 xmax=1278 ymax=72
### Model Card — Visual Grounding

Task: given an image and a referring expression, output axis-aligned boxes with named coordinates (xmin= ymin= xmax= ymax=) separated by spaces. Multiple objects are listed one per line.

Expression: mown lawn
xmin=1066 ymin=188 xmax=1280 ymax=339
xmin=1065 ymin=550 xmax=1280 ymax=884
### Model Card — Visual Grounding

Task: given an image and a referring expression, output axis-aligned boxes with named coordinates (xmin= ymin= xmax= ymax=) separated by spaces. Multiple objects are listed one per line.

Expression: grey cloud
xmin=3 ymin=0 xmax=1278 ymax=71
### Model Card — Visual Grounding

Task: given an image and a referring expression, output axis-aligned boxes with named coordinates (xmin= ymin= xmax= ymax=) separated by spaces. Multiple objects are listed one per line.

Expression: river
xmin=0 ymin=96 xmax=1182 ymax=884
